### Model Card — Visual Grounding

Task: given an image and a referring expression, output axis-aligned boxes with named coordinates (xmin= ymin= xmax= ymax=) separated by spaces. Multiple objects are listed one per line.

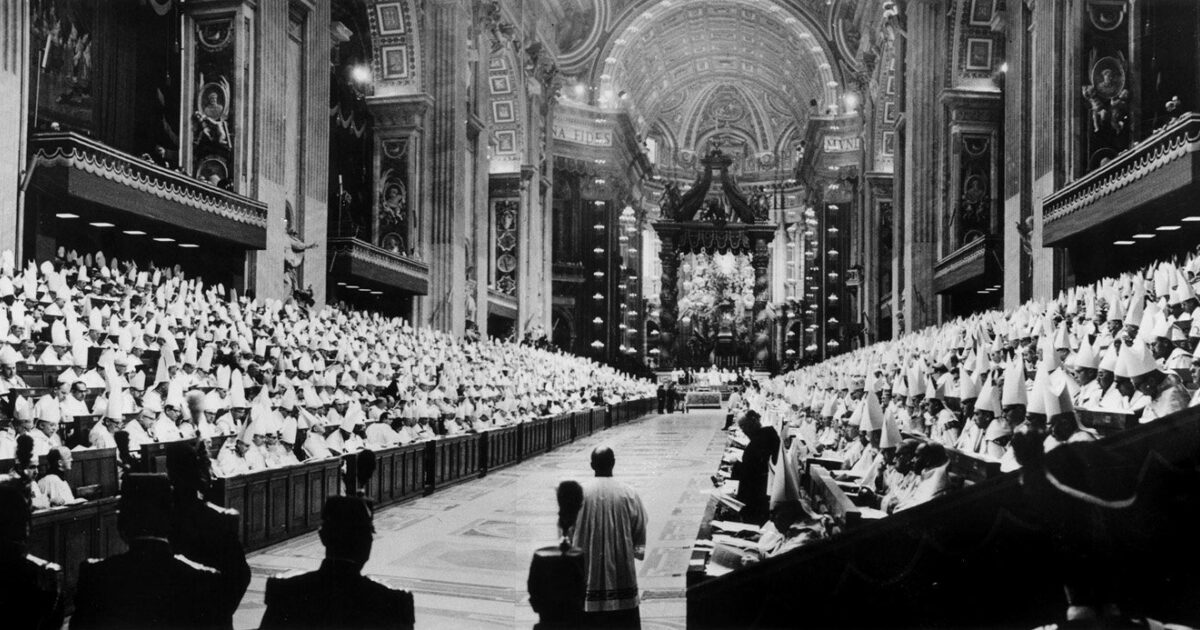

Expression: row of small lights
xmin=55 ymin=213 xmax=198 ymax=248
xmin=334 ymin=281 xmax=383 ymax=296
xmin=1113 ymin=221 xmax=1190 ymax=246
xmin=976 ymin=283 xmax=1003 ymax=296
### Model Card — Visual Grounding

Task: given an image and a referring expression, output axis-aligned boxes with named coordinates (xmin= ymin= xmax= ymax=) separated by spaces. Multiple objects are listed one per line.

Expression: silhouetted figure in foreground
xmin=71 ymin=473 xmax=226 ymax=629
xmin=528 ymin=480 xmax=587 ymax=629
xmin=165 ymin=441 xmax=250 ymax=622
xmin=260 ymin=496 xmax=415 ymax=630
xmin=0 ymin=481 xmax=63 ymax=630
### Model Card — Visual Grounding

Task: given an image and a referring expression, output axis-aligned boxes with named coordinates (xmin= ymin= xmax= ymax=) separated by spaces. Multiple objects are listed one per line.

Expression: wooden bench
xmin=0 ymin=447 xmax=119 ymax=500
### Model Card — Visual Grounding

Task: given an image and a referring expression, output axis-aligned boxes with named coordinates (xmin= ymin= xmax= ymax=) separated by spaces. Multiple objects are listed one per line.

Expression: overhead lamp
xmin=593 ymin=270 xmax=605 ymax=278
xmin=593 ymin=223 xmax=605 ymax=230
xmin=593 ymin=200 xmax=605 ymax=206
xmin=594 ymin=178 xmax=607 ymax=184
xmin=371 ymin=291 xmax=383 ymax=295
xmin=1157 ymin=225 xmax=1181 ymax=231
xmin=590 ymin=340 xmax=604 ymax=349
xmin=152 ymin=237 xmax=175 ymax=242
xmin=122 ymin=230 xmax=146 ymax=236
xmin=593 ymin=292 xmax=604 ymax=300
xmin=593 ymin=247 xmax=604 ymax=254
xmin=628 ymin=247 xmax=638 ymax=254
xmin=178 ymin=243 xmax=199 ymax=249
xmin=629 ymin=275 xmax=638 ymax=281
xmin=1183 ymin=216 xmax=1200 ymax=222
xmin=649 ymin=347 xmax=661 ymax=354
xmin=1132 ymin=233 xmax=1155 ymax=239
xmin=618 ymin=323 xmax=627 ymax=330
xmin=89 ymin=221 xmax=115 ymax=228
xmin=350 ymin=64 xmax=372 ymax=85
xmin=346 ymin=284 xmax=359 ymax=289
xmin=595 ymin=159 xmax=607 ymax=165
xmin=1113 ymin=240 xmax=1135 ymax=246
xmin=55 ymin=212 xmax=79 ymax=219
xmin=592 ymin=316 xmax=603 ymax=324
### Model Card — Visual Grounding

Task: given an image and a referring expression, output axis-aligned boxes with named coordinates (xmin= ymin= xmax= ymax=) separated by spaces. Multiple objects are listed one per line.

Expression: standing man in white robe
xmin=572 ymin=446 xmax=647 ymax=628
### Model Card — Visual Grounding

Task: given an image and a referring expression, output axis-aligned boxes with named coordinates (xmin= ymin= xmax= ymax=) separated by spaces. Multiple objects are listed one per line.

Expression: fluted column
xmin=0 ymin=0 xmax=28 ymax=257
xmin=427 ymin=0 xmax=468 ymax=334
xmin=901 ymin=0 xmax=943 ymax=331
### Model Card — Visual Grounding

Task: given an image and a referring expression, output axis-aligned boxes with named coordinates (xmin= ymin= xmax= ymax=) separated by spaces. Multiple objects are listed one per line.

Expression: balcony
xmin=327 ymin=237 xmax=430 ymax=295
xmin=1043 ymin=112 xmax=1200 ymax=247
xmin=488 ymin=288 xmax=518 ymax=319
xmin=30 ymin=132 xmax=268 ymax=248
xmin=933 ymin=237 xmax=1001 ymax=294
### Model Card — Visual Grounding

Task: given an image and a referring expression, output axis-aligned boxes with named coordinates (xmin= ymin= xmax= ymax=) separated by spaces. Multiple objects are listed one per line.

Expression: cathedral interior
xmin=5 ymin=0 xmax=1200 ymax=628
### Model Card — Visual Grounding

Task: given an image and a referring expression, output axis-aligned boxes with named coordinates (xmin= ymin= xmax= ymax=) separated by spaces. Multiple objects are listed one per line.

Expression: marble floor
xmin=235 ymin=409 xmax=729 ymax=629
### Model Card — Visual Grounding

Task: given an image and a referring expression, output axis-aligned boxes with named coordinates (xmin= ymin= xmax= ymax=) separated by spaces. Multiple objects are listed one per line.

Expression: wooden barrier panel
xmin=210 ymin=456 xmax=343 ymax=552
xmin=69 ymin=448 xmax=120 ymax=499
xmin=29 ymin=497 xmax=124 ymax=611
xmin=484 ymin=425 xmax=521 ymax=472
xmin=429 ymin=434 xmax=483 ymax=490
xmin=572 ymin=410 xmax=591 ymax=440
xmin=521 ymin=417 xmax=550 ymax=457
xmin=371 ymin=441 xmax=428 ymax=506
xmin=550 ymin=413 xmax=573 ymax=447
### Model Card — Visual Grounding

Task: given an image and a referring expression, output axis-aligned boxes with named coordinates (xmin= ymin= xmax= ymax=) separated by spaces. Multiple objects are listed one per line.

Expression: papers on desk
xmin=710 ymin=487 xmax=745 ymax=512
xmin=710 ymin=520 xmax=761 ymax=536
xmin=858 ymin=506 xmax=888 ymax=520
xmin=708 ymin=542 xmax=750 ymax=577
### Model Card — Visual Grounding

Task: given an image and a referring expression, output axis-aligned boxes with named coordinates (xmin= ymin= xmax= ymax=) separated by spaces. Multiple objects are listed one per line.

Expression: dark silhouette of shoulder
xmin=261 ymin=562 xmax=414 ymax=630
xmin=0 ymin=553 xmax=62 ymax=630
xmin=71 ymin=545 xmax=225 ymax=629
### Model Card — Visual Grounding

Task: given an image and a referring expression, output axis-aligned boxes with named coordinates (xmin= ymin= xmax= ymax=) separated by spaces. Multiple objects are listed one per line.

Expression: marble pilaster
xmin=426 ymin=0 xmax=469 ymax=334
xmin=0 ymin=0 xmax=28 ymax=257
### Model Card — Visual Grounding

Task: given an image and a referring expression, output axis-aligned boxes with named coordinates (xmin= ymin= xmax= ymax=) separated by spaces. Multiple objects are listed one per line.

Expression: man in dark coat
xmin=732 ymin=410 xmax=779 ymax=525
xmin=165 ymin=441 xmax=250 ymax=621
xmin=260 ymin=496 xmax=415 ymax=630
xmin=71 ymin=474 xmax=227 ymax=629
xmin=0 ymin=481 xmax=62 ymax=630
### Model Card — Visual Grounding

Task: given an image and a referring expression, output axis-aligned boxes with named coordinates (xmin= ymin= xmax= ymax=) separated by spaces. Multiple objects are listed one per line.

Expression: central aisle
xmin=235 ymin=409 xmax=729 ymax=630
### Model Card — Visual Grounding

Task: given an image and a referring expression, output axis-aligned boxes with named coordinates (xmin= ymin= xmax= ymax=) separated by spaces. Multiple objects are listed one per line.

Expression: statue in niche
xmin=660 ymin=181 xmax=682 ymax=220
xmin=284 ymin=201 xmax=319 ymax=301
xmin=1082 ymin=84 xmax=1108 ymax=133
xmin=193 ymin=79 xmax=232 ymax=149
xmin=1109 ymin=88 xmax=1131 ymax=133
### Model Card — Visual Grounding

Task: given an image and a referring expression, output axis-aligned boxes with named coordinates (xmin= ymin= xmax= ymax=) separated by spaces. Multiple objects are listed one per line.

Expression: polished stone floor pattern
xmin=235 ymin=409 xmax=728 ymax=629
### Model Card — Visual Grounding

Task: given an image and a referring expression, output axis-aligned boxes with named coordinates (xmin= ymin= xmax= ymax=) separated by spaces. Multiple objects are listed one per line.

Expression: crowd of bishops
xmin=710 ymin=251 xmax=1200 ymax=564
xmin=0 ymin=248 xmax=655 ymax=502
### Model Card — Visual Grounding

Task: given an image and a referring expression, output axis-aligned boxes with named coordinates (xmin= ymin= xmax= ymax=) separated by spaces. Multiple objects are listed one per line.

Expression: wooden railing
xmin=21 ymin=397 xmax=659 ymax=603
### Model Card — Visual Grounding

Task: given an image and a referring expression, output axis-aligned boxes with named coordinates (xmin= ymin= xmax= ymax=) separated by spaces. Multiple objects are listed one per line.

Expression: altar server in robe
xmin=572 ymin=447 xmax=647 ymax=629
